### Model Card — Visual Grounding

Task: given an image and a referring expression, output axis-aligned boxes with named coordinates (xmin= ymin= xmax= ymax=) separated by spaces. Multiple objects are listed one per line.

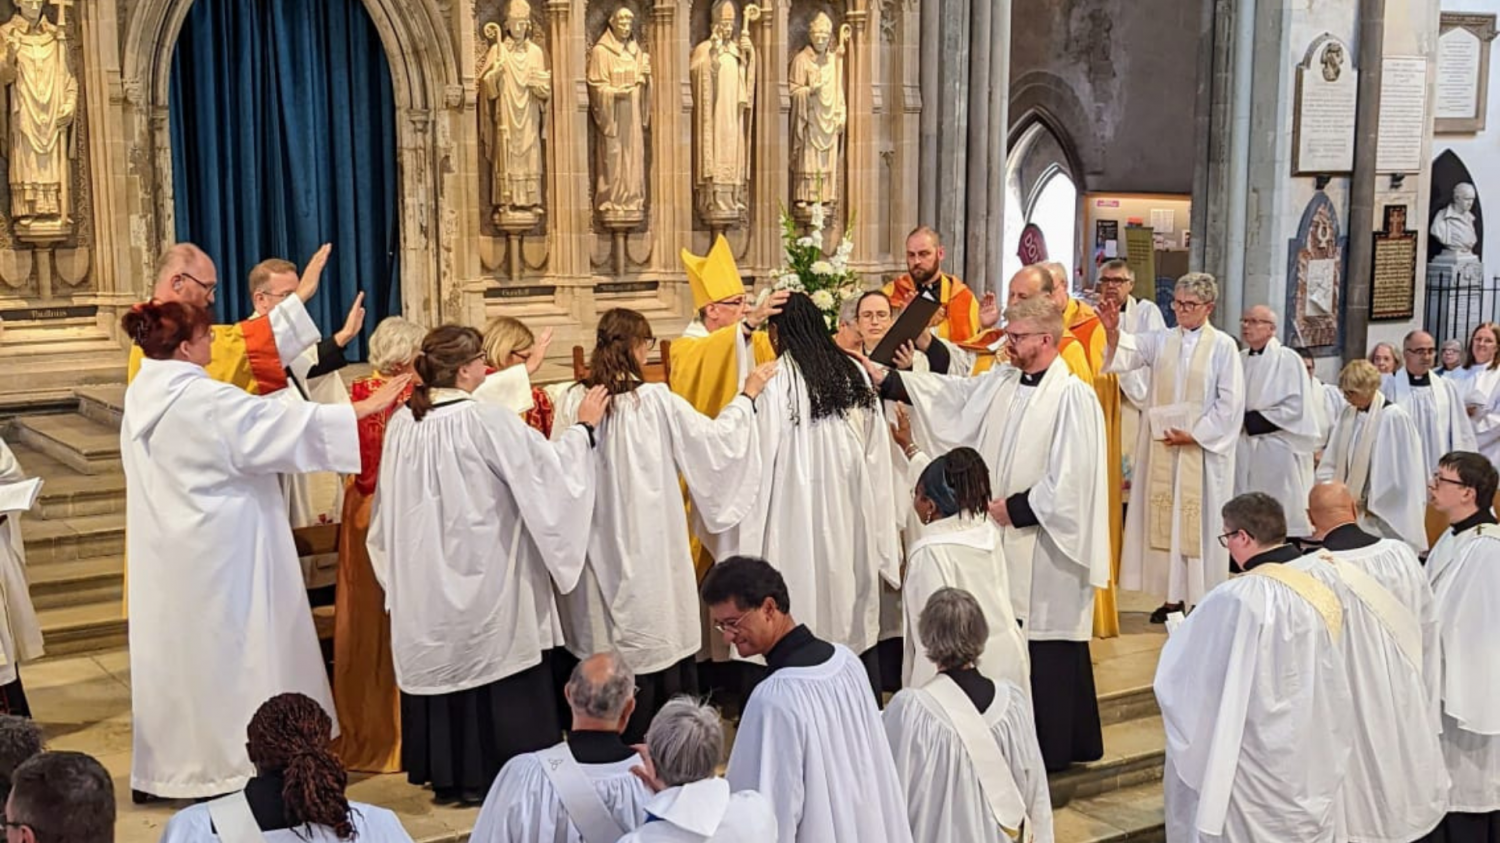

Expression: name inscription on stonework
xmin=484 ymin=285 xmax=558 ymax=299
xmin=0 ymin=304 xmax=96 ymax=321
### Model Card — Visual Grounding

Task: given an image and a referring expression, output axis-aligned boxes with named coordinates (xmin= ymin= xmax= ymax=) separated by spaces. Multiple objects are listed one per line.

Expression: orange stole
xmin=883 ymin=274 xmax=981 ymax=342
xmin=1066 ymin=302 xmax=1124 ymax=639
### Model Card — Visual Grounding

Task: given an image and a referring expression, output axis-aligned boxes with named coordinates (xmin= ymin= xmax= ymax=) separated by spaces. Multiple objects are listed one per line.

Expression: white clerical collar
xmin=429 ymin=387 xmax=474 ymax=405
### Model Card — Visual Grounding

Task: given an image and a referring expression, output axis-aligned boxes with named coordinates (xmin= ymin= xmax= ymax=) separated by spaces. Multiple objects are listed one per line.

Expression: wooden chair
xmin=292 ymin=524 xmax=341 ymax=647
xmin=571 ymin=339 xmax=672 ymax=384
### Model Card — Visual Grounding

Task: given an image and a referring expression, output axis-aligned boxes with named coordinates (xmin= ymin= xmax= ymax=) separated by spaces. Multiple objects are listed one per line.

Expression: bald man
xmin=1299 ymin=482 xmax=1448 ymax=842
xmin=950 ymin=266 xmax=1092 ymax=379
xmin=127 ymin=243 xmax=332 ymax=395
xmin=1234 ymin=306 xmax=1323 ymax=540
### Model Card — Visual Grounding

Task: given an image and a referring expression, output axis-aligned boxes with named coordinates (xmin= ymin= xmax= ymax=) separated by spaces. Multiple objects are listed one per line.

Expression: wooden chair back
xmin=571 ymin=339 xmax=673 ymax=384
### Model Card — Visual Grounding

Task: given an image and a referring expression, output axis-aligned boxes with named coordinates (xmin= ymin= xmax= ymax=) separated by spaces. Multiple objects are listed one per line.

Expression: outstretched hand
xmin=979 ymin=292 xmax=1000 ymax=329
xmin=890 ymin=405 xmax=913 ymax=451
xmin=527 ymin=327 xmax=555 ymax=375
xmin=851 ymin=351 xmax=888 ymax=387
xmin=744 ymin=361 xmax=779 ymax=399
xmin=629 ymin=745 xmax=666 ymax=794
xmin=893 ymin=341 xmax=917 ymax=371
xmin=334 ymin=292 xmax=366 ymax=348
xmin=295 ymin=244 xmax=334 ymax=303
xmin=1098 ymin=299 xmax=1122 ymax=334
xmin=748 ymin=289 xmax=791 ymax=330
xmin=353 ymin=373 xmax=412 ymax=419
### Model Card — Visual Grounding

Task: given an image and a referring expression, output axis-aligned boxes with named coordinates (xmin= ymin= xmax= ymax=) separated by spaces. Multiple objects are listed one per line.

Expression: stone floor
xmin=31 ymin=593 xmax=1166 ymax=843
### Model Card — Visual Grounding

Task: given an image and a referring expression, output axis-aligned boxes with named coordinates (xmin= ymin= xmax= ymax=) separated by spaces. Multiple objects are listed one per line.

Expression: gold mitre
xmin=681 ymin=235 xmax=746 ymax=310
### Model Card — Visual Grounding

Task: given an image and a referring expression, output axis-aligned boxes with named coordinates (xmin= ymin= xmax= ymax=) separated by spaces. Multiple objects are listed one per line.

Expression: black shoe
xmin=132 ymin=789 xmax=164 ymax=805
xmin=1149 ymin=602 xmax=1184 ymax=624
xmin=459 ymin=789 xmax=486 ymax=807
xmin=431 ymin=788 xmax=461 ymax=806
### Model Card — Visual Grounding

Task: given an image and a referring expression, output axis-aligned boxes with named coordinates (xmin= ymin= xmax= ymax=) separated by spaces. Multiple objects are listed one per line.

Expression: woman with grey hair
xmin=1436 ymin=338 xmax=1465 ymax=378
xmin=331 ymin=316 xmax=425 ymax=773
xmin=620 ymin=697 xmax=778 ymax=841
xmin=884 ymin=588 xmax=1054 ymax=842
xmin=901 ymin=448 xmax=1028 ymax=694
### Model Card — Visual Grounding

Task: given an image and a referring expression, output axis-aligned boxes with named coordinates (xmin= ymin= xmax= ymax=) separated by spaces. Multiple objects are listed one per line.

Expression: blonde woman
xmin=1368 ymin=342 xmax=1400 ymax=375
xmin=477 ymin=315 xmax=555 ymax=435
xmin=332 ymin=316 xmax=425 ymax=773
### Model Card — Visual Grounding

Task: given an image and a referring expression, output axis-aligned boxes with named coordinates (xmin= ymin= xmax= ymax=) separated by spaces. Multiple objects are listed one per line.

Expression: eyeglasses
xmin=1405 ymin=347 xmax=1436 ymax=356
xmin=644 ymin=337 xmax=658 ymax=351
xmin=712 ymin=612 xmax=750 ymax=634
xmin=256 ymin=288 xmax=294 ymax=302
xmin=858 ymin=312 xmax=891 ymax=322
xmin=1171 ymin=299 xmax=1208 ymax=311
xmin=712 ymin=297 xmax=747 ymax=310
xmin=179 ymin=272 xmax=217 ymax=296
xmin=1098 ymin=276 xmax=1132 ymax=286
xmin=1216 ymin=529 xmax=1243 ymax=548
xmin=1240 ymin=318 xmax=1274 ymax=326
xmin=1006 ymin=331 xmax=1044 ymax=344
xmin=1430 ymin=473 xmax=1469 ymax=489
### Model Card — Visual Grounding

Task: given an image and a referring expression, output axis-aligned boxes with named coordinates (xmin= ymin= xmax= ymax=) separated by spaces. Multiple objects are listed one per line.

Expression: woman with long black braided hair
xmin=158 ymin=693 xmax=415 ymax=843
xmin=724 ymin=292 xmax=903 ymax=697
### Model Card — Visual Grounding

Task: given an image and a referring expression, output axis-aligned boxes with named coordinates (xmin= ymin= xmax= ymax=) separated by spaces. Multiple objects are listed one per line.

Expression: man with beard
xmin=882 ymin=226 xmax=981 ymax=343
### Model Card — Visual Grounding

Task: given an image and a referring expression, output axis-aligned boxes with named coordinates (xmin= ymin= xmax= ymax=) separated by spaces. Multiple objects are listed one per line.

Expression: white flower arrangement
xmin=773 ymin=203 xmax=860 ymax=332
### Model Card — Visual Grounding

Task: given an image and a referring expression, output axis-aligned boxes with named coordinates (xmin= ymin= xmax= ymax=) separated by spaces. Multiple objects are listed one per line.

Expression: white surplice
xmin=367 ymin=392 xmax=595 ymax=695
xmin=1154 ymin=570 xmax=1352 ymax=842
xmin=1425 ymin=521 xmax=1500 ymax=814
xmin=1316 ymin=398 xmax=1429 ymax=551
xmin=617 ymin=779 xmax=778 ymax=842
xmin=550 ymin=384 xmax=759 ymax=674
xmin=1117 ymin=297 xmax=1167 ymax=503
xmin=471 ymin=742 xmax=652 ymax=843
xmin=1381 ymin=372 xmax=1478 ymax=473
xmin=1291 ymin=546 xmax=1448 ymax=842
xmin=159 ymin=799 xmax=415 ymax=843
xmin=472 ymin=365 xmax=535 ymax=414
xmin=718 ymin=358 xmax=901 ymax=655
xmin=1106 ymin=325 xmax=1244 ymax=607
xmin=898 ymin=356 xmax=1111 ymax=639
xmin=900 ymin=513 xmax=1029 ymax=691
xmin=883 ymin=679 xmax=1054 ymax=843
xmin=122 ymin=358 xmax=359 ymax=798
xmin=1462 ymin=366 xmax=1500 ymax=469
xmin=0 ymin=436 xmax=44 ymax=684
xmin=726 ymin=645 xmax=913 ymax=843
xmin=1314 ymin=378 xmax=1348 ymax=451
xmin=1235 ymin=339 xmax=1322 ymax=537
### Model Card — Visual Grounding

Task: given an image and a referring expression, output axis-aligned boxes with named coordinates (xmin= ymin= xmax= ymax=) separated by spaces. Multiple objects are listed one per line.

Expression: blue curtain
xmin=168 ymin=0 xmax=400 ymax=361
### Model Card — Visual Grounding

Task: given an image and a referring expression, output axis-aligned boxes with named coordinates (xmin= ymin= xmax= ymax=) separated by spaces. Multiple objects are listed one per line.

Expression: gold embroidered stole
xmin=1147 ymin=324 xmax=1216 ymax=553
xmin=1248 ymin=563 xmax=1344 ymax=642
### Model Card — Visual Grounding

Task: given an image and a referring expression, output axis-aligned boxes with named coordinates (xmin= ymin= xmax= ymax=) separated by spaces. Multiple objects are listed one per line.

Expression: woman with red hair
xmin=119 ymin=301 xmax=409 ymax=803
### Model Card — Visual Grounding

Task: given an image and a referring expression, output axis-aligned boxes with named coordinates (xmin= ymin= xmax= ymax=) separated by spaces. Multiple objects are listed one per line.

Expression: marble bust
xmin=1431 ymin=182 xmax=1479 ymax=260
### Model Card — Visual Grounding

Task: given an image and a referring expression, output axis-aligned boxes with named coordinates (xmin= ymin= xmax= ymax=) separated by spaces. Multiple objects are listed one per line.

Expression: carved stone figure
xmin=789 ymin=13 xmax=848 ymax=212
xmin=587 ymin=6 xmax=651 ymax=226
xmin=689 ymin=0 xmax=755 ymax=227
xmin=0 ymin=0 xmax=77 ymax=240
xmin=1321 ymin=42 xmax=1344 ymax=83
xmin=1431 ymin=182 xmax=1479 ymax=259
xmin=479 ymin=0 xmax=552 ymax=228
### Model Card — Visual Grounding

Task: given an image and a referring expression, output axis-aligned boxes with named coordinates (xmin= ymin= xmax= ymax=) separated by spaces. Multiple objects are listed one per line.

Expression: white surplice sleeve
xmin=1255 ymin=352 xmax=1321 ymax=445
xmin=898 ymin=370 xmax=1002 ymax=454
xmin=1103 ymin=328 xmax=1167 ymax=375
xmin=474 ymin=404 xmax=597 ymax=593
xmin=0 ymin=437 xmax=22 ymax=485
xmin=1468 ymin=373 xmax=1500 ymax=453
xmin=901 ymin=552 xmax=944 ymax=688
xmin=1029 ymin=384 xmax=1111 ymax=586
xmin=653 ymin=391 xmax=761 ymax=531
xmin=267 ymin=295 xmax=323 ymax=369
xmin=210 ymin=383 xmax=360 ymax=477
xmin=859 ymin=399 xmax=904 ymax=589
xmin=1369 ymin=409 xmax=1430 ymax=552
xmin=1441 ymin=377 xmax=1479 ymax=454
xmin=726 ymin=696 xmax=807 ymax=843
xmin=1119 ymin=304 xmax=1166 ymax=409
xmin=994 ymin=688 xmax=1056 ymax=843
xmin=1190 ymin=339 xmax=1246 ymax=457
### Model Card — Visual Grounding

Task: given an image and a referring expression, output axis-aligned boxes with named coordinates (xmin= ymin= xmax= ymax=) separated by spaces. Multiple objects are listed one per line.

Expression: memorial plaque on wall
xmin=1283 ymin=192 xmax=1346 ymax=354
xmin=1376 ymin=57 xmax=1429 ymax=173
xmin=1293 ymin=36 xmax=1358 ymax=174
xmin=1123 ymin=227 xmax=1157 ymax=303
xmin=1371 ymin=205 xmax=1418 ymax=321
xmin=1436 ymin=13 xmax=1497 ymax=134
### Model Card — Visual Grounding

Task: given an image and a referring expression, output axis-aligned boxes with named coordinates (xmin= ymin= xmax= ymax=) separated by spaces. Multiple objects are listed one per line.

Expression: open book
xmin=0 ymin=478 xmax=42 ymax=516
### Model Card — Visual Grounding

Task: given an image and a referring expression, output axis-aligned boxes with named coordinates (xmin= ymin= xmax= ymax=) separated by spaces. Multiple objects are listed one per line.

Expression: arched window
xmin=1002 ymin=120 xmax=1081 ymax=300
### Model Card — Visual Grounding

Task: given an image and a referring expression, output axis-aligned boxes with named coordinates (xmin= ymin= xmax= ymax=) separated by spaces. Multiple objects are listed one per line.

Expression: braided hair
xmin=918 ymin=446 xmax=992 ymax=520
xmin=584 ymin=308 xmax=653 ymax=416
xmin=767 ymin=292 xmax=876 ymax=423
xmin=246 ymin=693 xmax=356 ymax=840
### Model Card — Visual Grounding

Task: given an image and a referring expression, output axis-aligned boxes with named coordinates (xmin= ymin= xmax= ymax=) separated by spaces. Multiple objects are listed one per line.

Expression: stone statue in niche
xmin=1431 ymin=182 xmax=1479 ymax=259
xmin=690 ymin=0 xmax=756 ymax=229
xmin=479 ymin=0 xmax=552 ymax=232
xmin=789 ymin=12 xmax=849 ymax=217
xmin=587 ymin=6 xmax=651 ymax=228
xmin=0 ymin=0 xmax=77 ymax=242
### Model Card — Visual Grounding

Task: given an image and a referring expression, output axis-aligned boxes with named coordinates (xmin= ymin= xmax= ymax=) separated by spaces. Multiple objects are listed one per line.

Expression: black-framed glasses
xmin=1430 ymin=473 xmax=1468 ymax=489
xmin=644 ymin=337 xmax=658 ymax=351
xmin=1216 ymin=529 xmax=1242 ymax=548
xmin=1171 ymin=299 xmax=1208 ymax=311
xmin=179 ymin=272 xmax=217 ymax=296
xmin=4 ymin=818 xmax=28 ymax=831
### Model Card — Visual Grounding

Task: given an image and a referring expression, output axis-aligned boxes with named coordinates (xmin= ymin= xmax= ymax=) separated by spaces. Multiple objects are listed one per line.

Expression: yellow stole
xmin=1248 ymin=563 xmax=1344 ymax=641
xmin=1148 ymin=324 xmax=1216 ymax=554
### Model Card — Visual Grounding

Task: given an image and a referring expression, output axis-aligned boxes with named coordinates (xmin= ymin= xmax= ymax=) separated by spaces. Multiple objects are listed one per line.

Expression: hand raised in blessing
xmin=352 ymin=373 xmax=412 ymax=419
xmin=295 ymin=244 xmax=334 ymax=303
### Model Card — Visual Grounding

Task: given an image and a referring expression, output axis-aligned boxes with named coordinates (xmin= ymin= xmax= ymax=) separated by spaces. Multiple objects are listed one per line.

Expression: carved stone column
xmin=843 ymin=3 xmax=878 ymax=263
xmin=648 ymin=0 xmax=686 ymax=273
xmin=747 ymin=0 xmax=785 ymax=277
xmin=547 ymin=0 xmax=589 ymax=283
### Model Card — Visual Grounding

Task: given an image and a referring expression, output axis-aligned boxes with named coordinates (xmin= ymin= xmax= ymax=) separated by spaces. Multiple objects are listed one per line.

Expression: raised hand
xmin=743 ymin=361 xmax=779 ymax=399
xmin=889 ymin=405 xmax=913 ymax=451
xmin=629 ymin=745 xmax=666 ymax=794
xmin=295 ymin=244 xmax=334 ymax=303
xmin=353 ymin=373 xmax=412 ymax=419
xmin=893 ymin=341 xmax=917 ymax=371
xmin=334 ymin=292 xmax=366 ymax=348
xmin=748 ymin=289 xmax=791 ymax=330
xmin=1098 ymin=298 xmax=1122 ymax=334
xmin=979 ymin=292 xmax=1000 ymax=329
xmin=851 ymin=351 xmax=888 ymax=387
xmin=527 ymin=327 xmax=554 ymax=375
xmin=577 ymin=385 xmax=610 ymax=427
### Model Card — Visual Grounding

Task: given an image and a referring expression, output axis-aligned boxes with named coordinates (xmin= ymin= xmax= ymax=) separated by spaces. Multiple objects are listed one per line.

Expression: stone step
xmin=0 ymin=351 xmax=127 ymax=408
xmin=1049 ymin=714 xmax=1165 ymax=807
xmin=1053 ymin=780 xmax=1166 ymax=842
xmin=75 ymin=385 xmax=126 ymax=430
xmin=1098 ymin=683 xmax=1159 ymax=727
xmin=28 ymin=556 xmax=123 ymax=611
xmin=9 ymin=444 xmax=125 ymax=518
xmin=35 ymin=601 xmax=127 ymax=658
xmin=10 ymin=413 xmax=121 ymax=475
xmin=20 ymin=513 xmax=125 ymax=564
